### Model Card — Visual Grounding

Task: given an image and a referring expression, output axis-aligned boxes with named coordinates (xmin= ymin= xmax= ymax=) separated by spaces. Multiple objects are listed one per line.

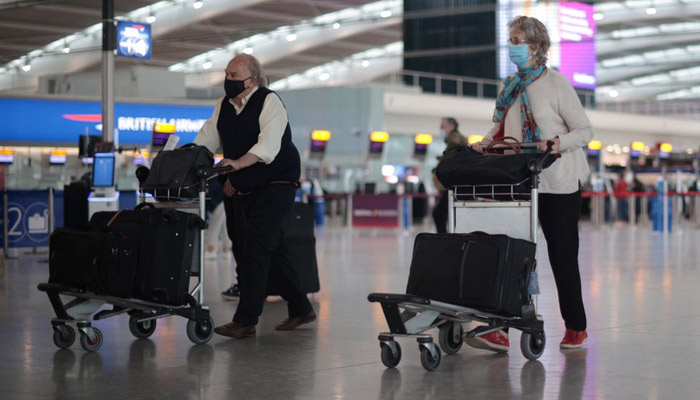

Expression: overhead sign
xmin=117 ymin=21 xmax=152 ymax=60
xmin=0 ymin=97 xmax=213 ymax=145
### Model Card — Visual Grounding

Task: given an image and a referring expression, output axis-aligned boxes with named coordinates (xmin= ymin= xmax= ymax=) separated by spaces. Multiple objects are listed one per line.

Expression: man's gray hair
xmin=238 ymin=53 xmax=268 ymax=87
xmin=508 ymin=16 xmax=550 ymax=66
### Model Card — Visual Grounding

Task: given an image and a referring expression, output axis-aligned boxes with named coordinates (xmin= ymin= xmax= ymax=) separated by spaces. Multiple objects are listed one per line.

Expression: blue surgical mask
xmin=508 ymin=44 xmax=531 ymax=69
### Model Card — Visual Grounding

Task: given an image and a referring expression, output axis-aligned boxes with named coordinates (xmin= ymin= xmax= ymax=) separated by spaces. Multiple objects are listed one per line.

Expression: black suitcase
xmin=267 ymin=202 xmax=320 ymax=295
xmin=48 ymin=228 xmax=136 ymax=296
xmin=63 ymin=181 xmax=90 ymax=228
xmin=91 ymin=207 xmax=203 ymax=305
xmin=405 ymin=233 xmax=536 ymax=316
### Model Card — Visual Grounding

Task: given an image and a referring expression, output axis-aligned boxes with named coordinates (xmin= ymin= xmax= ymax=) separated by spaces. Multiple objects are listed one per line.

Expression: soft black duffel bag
xmin=405 ymin=233 xmax=536 ymax=317
xmin=143 ymin=144 xmax=214 ymax=201
xmin=434 ymin=144 xmax=557 ymax=196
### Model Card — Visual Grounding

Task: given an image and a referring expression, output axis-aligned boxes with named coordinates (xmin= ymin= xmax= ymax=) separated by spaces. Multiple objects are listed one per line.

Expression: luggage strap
xmin=106 ymin=210 xmax=124 ymax=227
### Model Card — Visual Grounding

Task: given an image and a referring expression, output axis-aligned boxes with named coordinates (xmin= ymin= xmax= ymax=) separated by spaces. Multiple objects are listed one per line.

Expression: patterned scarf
xmin=492 ymin=64 xmax=547 ymax=144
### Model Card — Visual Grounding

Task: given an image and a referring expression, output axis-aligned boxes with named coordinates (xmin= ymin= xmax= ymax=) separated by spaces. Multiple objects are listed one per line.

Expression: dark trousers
xmin=538 ymin=191 xmax=587 ymax=331
xmin=227 ymin=184 xmax=312 ymax=326
xmin=432 ymin=191 xmax=449 ymax=233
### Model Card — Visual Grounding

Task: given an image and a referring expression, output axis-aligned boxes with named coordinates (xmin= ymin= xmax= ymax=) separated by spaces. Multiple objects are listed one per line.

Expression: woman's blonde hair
xmin=508 ymin=16 xmax=550 ymax=66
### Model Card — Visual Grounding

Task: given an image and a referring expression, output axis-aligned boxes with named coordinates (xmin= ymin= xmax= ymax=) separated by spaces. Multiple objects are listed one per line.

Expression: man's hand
xmin=216 ymin=158 xmax=240 ymax=174
xmin=538 ymin=137 xmax=560 ymax=154
xmin=223 ymin=179 xmax=236 ymax=197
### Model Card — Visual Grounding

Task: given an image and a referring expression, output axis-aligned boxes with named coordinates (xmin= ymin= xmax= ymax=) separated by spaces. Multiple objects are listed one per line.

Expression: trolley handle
xmin=527 ymin=140 xmax=556 ymax=175
xmin=486 ymin=142 xmax=540 ymax=152
xmin=196 ymin=165 xmax=233 ymax=180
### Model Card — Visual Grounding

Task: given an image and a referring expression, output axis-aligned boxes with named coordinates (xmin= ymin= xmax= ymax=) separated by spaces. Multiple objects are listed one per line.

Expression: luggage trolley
xmin=37 ymin=165 xmax=230 ymax=352
xmin=368 ymin=142 xmax=555 ymax=371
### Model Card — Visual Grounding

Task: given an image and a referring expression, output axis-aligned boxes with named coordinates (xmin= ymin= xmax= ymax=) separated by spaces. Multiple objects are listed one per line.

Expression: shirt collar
xmin=229 ymin=85 xmax=259 ymax=112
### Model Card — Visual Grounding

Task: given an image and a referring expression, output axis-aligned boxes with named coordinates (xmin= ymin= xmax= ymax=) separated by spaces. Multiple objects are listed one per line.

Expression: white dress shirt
xmin=194 ymin=86 xmax=289 ymax=164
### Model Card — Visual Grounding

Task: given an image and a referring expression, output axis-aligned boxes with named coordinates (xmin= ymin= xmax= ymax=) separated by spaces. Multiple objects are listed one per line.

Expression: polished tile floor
xmin=2 ymin=222 xmax=700 ymax=399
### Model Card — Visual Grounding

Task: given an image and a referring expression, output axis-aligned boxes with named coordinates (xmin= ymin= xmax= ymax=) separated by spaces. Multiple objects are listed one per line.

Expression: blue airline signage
xmin=117 ymin=21 xmax=152 ymax=60
xmin=0 ymin=97 xmax=213 ymax=144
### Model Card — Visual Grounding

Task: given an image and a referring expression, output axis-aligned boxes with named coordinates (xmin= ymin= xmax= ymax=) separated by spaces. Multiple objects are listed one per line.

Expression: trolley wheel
xmin=420 ymin=345 xmax=441 ymax=372
xmin=52 ymin=325 xmax=76 ymax=349
xmin=520 ymin=331 xmax=546 ymax=360
xmin=186 ymin=316 xmax=214 ymax=345
xmin=380 ymin=341 xmax=402 ymax=368
xmin=128 ymin=316 xmax=157 ymax=339
xmin=79 ymin=327 xmax=104 ymax=352
xmin=438 ymin=322 xmax=463 ymax=355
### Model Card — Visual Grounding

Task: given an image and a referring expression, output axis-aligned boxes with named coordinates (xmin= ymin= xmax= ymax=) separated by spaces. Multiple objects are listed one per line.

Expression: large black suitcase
xmin=267 ymin=202 xmax=320 ymax=295
xmin=63 ymin=181 xmax=90 ymax=228
xmin=91 ymin=207 xmax=203 ymax=305
xmin=405 ymin=233 xmax=536 ymax=316
xmin=48 ymin=228 xmax=136 ymax=296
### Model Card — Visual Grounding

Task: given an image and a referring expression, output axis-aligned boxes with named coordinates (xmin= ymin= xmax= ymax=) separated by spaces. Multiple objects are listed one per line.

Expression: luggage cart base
xmin=38 ymin=283 xmax=215 ymax=351
xmin=368 ymin=293 xmax=545 ymax=371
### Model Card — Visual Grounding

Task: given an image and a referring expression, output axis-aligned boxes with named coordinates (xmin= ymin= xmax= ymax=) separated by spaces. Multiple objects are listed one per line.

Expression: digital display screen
xmin=49 ymin=155 xmax=67 ymax=165
xmin=81 ymin=157 xmax=94 ymax=165
xmin=414 ymin=143 xmax=428 ymax=156
xmin=369 ymin=141 xmax=384 ymax=154
xmin=587 ymin=148 xmax=600 ymax=158
xmin=92 ymin=153 xmax=115 ymax=187
xmin=117 ymin=21 xmax=151 ymax=60
xmin=497 ymin=1 xmax=597 ymax=90
xmin=310 ymin=140 xmax=328 ymax=153
xmin=151 ymin=131 xmax=172 ymax=148
xmin=0 ymin=154 xmax=14 ymax=164
xmin=630 ymin=149 xmax=641 ymax=158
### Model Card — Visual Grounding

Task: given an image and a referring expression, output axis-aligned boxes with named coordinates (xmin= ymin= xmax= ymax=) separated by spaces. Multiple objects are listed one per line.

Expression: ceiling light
xmin=21 ymin=59 xmax=31 ymax=72
xmin=286 ymin=33 xmax=297 ymax=42
xmin=332 ymin=22 xmax=340 ymax=29
xmin=319 ymin=72 xmax=330 ymax=81
xmin=193 ymin=0 xmax=203 ymax=9
xmin=361 ymin=60 xmax=370 ymax=68
xmin=146 ymin=13 xmax=156 ymax=24
xmin=645 ymin=7 xmax=657 ymax=15
xmin=609 ymin=89 xmax=619 ymax=98
xmin=380 ymin=10 xmax=392 ymax=18
xmin=61 ymin=44 xmax=70 ymax=54
xmin=202 ymin=61 xmax=212 ymax=70
xmin=243 ymin=47 xmax=254 ymax=54
xmin=593 ymin=13 xmax=604 ymax=21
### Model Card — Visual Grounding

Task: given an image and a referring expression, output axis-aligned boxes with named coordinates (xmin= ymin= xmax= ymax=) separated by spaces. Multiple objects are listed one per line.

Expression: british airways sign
xmin=0 ymin=97 xmax=213 ymax=144
xmin=117 ymin=21 xmax=152 ymax=60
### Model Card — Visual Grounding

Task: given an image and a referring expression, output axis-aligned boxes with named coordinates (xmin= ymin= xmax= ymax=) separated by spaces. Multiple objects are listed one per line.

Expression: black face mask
xmin=224 ymin=76 xmax=252 ymax=98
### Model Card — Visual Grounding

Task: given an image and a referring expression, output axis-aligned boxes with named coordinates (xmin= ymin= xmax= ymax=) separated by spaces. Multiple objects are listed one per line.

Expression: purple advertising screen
xmin=497 ymin=1 xmax=597 ymax=90
xmin=558 ymin=2 xmax=597 ymax=90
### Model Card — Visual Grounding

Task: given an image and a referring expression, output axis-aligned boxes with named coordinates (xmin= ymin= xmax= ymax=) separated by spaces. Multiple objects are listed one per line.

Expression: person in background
xmin=614 ymin=173 xmax=629 ymax=222
xmin=432 ymin=117 xmax=467 ymax=233
xmin=195 ymin=54 xmax=315 ymax=339
xmin=470 ymin=15 xmax=592 ymax=350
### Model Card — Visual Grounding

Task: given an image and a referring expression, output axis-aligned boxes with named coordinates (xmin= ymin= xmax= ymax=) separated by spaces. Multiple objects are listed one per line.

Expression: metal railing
xmin=375 ymin=70 xmax=700 ymax=119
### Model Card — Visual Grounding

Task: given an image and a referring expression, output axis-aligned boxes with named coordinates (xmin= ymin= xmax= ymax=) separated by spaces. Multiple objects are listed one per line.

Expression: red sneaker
xmin=560 ymin=329 xmax=588 ymax=349
xmin=464 ymin=329 xmax=509 ymax=353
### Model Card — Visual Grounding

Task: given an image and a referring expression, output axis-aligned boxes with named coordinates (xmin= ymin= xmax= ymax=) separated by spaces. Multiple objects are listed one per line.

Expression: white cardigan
xmin=484 ymin=69 xmax=593 ymax=194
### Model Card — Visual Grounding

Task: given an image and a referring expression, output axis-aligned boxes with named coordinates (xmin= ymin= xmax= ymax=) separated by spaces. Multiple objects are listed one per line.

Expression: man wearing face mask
xmin=194 ymin=54 xmax=316 ymax=338
xmin=469 ymin=16 xmax=592 ymax=351
xmin=432 ymin=117 xmax=465 ymax=233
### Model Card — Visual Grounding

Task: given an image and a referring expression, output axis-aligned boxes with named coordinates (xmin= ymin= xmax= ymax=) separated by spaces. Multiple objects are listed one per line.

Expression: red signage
xmin=352 ymin=194 xmax=400 ymax=228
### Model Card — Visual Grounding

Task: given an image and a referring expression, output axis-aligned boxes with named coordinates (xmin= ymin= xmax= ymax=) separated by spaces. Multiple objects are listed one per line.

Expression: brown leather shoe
xmin=214 ymin=321 xmax=256 ymax=338
xmin=275 ymin=310 xmax=317 ymax=331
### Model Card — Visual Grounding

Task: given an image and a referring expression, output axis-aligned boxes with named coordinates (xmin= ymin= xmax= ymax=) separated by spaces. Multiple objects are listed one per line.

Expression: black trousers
xmin=538 ymin=191 xmax=587 ymax=331
xmin=432 ymin=191 xmax=449 ymax=234
xmin=225 ymin=184 xmax=312 ymax=326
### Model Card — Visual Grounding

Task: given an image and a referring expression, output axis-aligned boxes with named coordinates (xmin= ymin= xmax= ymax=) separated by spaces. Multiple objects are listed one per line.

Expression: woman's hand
xmin=538 ymin=137 xmax=560 ymax=154
xmin=469 ymin=138 xmax=491 ymax=153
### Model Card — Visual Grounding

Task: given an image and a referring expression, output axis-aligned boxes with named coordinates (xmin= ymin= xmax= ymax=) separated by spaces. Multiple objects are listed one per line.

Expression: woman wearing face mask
xmin=469 ymin=16 xmax=593 ymax=351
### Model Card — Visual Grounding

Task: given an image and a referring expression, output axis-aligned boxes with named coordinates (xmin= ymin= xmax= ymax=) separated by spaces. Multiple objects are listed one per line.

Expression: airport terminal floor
xmin=1 ymin=222 xmax=700 ymax=400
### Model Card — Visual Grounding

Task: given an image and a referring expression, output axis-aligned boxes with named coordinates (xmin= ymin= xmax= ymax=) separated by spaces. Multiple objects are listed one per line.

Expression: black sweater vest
xmin=216 ymin=87 xmax=300 ymax=193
